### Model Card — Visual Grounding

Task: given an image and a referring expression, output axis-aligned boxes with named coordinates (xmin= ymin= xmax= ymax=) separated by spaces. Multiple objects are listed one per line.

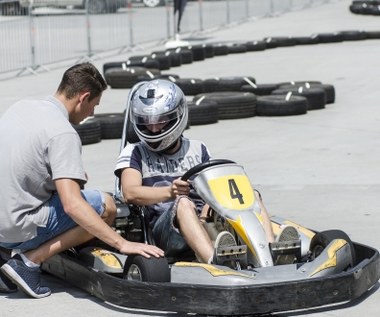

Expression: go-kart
xmin=41 ymin=85 xmax=380 ymax=315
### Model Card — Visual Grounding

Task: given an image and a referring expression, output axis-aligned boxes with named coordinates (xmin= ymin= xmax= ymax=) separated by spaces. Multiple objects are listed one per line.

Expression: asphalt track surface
xmin=0 ymin=0 xmax=380 ymax=316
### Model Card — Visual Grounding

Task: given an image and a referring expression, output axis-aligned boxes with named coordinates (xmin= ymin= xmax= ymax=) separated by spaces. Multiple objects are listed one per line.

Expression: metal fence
xmin=0 ymin=0 xmax=333 ymax=78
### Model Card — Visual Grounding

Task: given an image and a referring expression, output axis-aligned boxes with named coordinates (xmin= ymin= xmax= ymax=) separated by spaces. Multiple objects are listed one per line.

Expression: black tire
xmin=240 ymin=83 xmax=279 ymax=96
xmin=245 ymin=40 xmax=266 ymax=51
xmin=150 ymin=52 xmax=171 ymax=70
xmin=279 ymin=83 xmax=335 ymax=104
xmin=203 ymin=76 xmax=256 ymax=93
xmin=193 ymin=92 xmax=257 ymax=120
xmin=226 ymin=43 xmax=247 ymax=54
xmin=271 ymin=86 xmax=326 ymax=110
xmin=168 ymin=78 xmax=204 ymax=96
xmin=202 ymin=44 xmax=215 ymax=58
xmin=188 ymin=45 xmax=205 ymax=61
xmin=339 ymin=30 xmax=367 ymax=41
xmin=368 ymin=5 xmax=380 ymax=15
xmin=309 ymin=230 xmax=356 ymax=267
xmin=256 ymin=95 xmax=308 ymax=116
xmin=127 ymin=55 xmax=160 ymax=70
xmin=102 ymin=61 xmax=128 ymax=75
xmin=278 ymin=80 xmax=322 ymax=86
xmin=293 ymin=35 xmax=320 ymax=45
xmin=317 ymin=32 xmax=344 ymax=43
xmin=167 ymin=47 xmax=193 ymax=64
xmin=94 ymin=113 xmax=125 ymax=139
xmin=72 ymin=117 xmax=102 ymax=145
xmin=263 ymin=37 xmax=279 ymax=49
xmin=212 ymin=43 xmax=229 ymax=56
xmin=123 ymin=255 xmax=170 ymax=282
xmin=365 ymin=30 xmax=380 ymax=39
xmin=188 ymin=100 xmax=219 ymax=125
xmin=104 ymin=67 xmax=160 ymax=89
xmin=164 ymin=50 xmax=182 ymax=67
xmin=264 ymin=36 xmax=297 ymax=48
xmin=156 ymin=73 xmax=180 ymax=81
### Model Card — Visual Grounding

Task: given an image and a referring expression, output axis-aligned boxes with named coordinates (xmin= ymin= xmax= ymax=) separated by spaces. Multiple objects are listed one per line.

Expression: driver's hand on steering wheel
xmin=171 ymin=178 xmax=190 ymax=198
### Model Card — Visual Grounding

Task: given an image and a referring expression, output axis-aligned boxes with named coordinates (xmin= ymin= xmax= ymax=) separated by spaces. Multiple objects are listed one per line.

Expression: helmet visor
xmin=132 ymin=105 xmax=184 ymax=126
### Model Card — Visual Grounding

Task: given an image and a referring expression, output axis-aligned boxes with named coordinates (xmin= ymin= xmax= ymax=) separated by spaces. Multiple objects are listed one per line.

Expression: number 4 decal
xmin=228 ymin=179 xmax=244 ymax=204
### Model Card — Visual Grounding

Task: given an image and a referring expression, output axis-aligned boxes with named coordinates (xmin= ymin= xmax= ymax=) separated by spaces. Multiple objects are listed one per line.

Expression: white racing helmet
xmin=130 ymin=79 xmax=188 ymax=152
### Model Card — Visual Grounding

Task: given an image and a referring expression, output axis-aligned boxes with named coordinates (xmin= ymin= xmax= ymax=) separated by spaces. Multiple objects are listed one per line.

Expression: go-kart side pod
xmin=42 ymin=241 xmax=380 ymax=315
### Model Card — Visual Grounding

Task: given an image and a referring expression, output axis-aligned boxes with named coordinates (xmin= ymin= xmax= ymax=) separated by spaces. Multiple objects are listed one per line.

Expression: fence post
xmin=18 ymin=2 xmax=39 ymax=76
xmin=28 ymin=3 xmax=37 ymax=71
xmin=198 ymin=0 xmax=203 ymax=32
xmin=270 ymin=0 xmax=275 ymax=16
xmin=226 ymin=0 xmax=230 ymax=25
xmin=165 ymin=0 xmax=171 ymax=39
xmin=85 ymin=0 xmax=93 ymax=58
xmin=127 ymin=0 xmax=134 ymax=48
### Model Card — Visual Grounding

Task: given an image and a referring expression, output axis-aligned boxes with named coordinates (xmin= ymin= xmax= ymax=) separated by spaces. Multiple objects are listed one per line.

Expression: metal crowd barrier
xmin=0 ymin=0 xmax=334 ymax=79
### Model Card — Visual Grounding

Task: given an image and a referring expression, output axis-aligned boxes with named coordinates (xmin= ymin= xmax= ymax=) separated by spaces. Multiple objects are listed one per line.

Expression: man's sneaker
xmin=275 ymin=225 xmax=299 ymax=265
xmin=0 ymin=256 xmax=17 ymax=293
xmin=1 ymin=254 xmax=51 ymax=298
xmin=212 ymin=231 xmax=237 ymax=267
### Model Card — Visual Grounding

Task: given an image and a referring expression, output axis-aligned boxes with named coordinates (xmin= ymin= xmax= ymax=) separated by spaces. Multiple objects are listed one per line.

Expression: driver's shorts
xmin=0 ymin=189 xmax=105 ymax=252
xmin=152 ymin=195 xmax=198 ymax=258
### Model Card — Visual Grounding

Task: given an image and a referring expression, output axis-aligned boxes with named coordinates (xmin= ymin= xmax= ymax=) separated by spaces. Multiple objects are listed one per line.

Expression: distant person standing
xmin=174 ymin=0 xmax=187 ymax=34
xmin=0 ymin=62 xmax=163 ymax=299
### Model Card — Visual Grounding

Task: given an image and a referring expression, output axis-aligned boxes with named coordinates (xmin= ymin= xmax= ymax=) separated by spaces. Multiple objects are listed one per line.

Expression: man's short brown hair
xmin=56 ymin=62 xmax=107 ymax=101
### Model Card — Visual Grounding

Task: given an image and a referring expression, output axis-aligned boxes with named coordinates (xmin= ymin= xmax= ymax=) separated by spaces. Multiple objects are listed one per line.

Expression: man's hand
xmin=119 ymin=241 xmax=164 ymax=258
xmin=170 ymin=178 xmax=190 ymax=197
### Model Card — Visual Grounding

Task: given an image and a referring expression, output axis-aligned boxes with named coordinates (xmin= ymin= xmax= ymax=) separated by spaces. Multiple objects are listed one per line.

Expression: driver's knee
xmin=176 ymin=197 xmax=197 ymax=224
xmin=102 ymin=193 xmax=116 ymax=225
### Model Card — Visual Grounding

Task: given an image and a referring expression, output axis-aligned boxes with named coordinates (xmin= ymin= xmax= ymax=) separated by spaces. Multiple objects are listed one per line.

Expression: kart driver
xmin=0 ymin=63 xmax=164 ymax=299
xmin=114 ymin=79 xmax=276 ymax=264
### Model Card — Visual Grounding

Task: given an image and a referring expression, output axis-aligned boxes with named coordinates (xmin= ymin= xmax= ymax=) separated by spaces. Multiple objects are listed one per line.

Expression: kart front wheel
xmin=123 ymin=255 xmax=170 ymax=282
xmin=309 ymin=229 xmax=356 ymax=267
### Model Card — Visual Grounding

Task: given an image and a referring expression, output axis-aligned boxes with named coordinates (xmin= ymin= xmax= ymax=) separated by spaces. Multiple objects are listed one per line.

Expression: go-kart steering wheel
xmin=181 ymin=159 xmax=236 ymax=181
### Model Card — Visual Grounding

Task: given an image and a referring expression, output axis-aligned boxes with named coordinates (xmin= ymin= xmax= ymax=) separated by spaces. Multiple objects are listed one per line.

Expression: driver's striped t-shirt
xmin=114 ymin=136 xmax=211 ymax=225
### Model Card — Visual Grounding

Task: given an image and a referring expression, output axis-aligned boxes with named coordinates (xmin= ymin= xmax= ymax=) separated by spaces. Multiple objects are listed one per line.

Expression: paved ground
xmin=0 ymin=0 xmax=379 ymax=316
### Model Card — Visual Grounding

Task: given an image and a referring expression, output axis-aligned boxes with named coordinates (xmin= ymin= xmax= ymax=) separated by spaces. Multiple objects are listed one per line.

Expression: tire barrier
xmin=278 ymin=82 xmax=335 ymax=104
xmin=193 ymin=92 xmax=257 ymax=120
xmin=271 ymin=86 xmax=326 ymax=110
xmin=104 ymin=67 xmax=161 ymax=89
xmin=256 ymin=95 xmax=308 ymax=116
xmin=167 ymin=77 xmax=205 ymax=96
xmin=90 ymin=28 xmax=380 ymax=145
xmin=202 ymin=76 xmax=256 ymax=93
xmin=188 ymin=100 xmax=219 ymax=125
xmin=94 ymin=113 xmax=125 ymax=140
xmin=72 ymin=117 xmax=102 ymax=145
xmin=349 ymin=0 xmax=380 ymax=15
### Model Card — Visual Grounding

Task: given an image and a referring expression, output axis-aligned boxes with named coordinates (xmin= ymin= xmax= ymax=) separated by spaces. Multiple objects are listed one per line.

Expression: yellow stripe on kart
xmin=228 ymin=216 xmax=257 ymax=258
xmin=208 ymin=175 xmax=254 ymax=210
xmin=90 ymin=248 xmax=122 ymax=269
xmin=310 ymin=239 xmax=347 ymax=276
xmin=174 ymin=262 xmax=253 ymax=278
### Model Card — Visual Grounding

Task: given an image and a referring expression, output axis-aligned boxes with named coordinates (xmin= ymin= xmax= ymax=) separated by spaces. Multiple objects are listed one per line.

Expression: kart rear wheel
xmin=309 ymin=230 xmax=356 ymax=267
xmin=123 ymin=255 xmax=170 ymax=282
